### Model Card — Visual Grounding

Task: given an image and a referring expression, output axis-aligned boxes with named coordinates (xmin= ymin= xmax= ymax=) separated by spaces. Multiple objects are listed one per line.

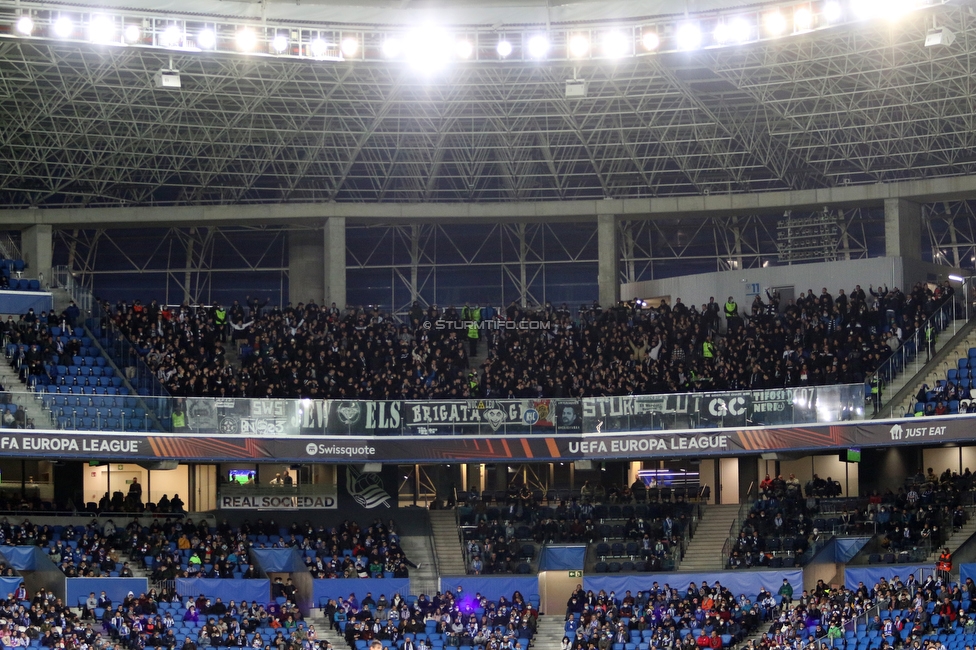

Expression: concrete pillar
xmin=20 ymin=225 xmax=52 ymax=288
xmin=884 ymin=198 xmax=922 ymax=260
xmin=597 ymin=214 xmax=619 ymax=308
xmin=323 ymin=217 xmax=346 ymax=309
xmin=288 ymin=228 xmax=325 ymax=307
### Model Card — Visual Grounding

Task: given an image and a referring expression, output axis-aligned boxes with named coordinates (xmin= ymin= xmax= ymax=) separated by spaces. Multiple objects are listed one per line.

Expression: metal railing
xmin=871 ymin=297 xmax=961 ymax=416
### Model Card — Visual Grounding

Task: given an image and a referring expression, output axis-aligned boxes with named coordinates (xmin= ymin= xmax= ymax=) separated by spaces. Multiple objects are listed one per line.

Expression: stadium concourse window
xmin=458 ymin=481 xmax=702 ymax=575
xmin=727 ymin=468 xmax=973 ymax=569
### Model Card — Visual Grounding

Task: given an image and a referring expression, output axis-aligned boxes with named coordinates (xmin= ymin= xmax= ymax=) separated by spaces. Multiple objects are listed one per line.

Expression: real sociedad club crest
xmin=346 ymin=466 xmax=391 ymax=509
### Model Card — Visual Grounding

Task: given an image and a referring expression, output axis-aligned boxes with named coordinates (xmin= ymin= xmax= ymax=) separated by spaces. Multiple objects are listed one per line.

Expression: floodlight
xmin=949 ymin=274 xmax=964 ymax=282
xmin=823 ymin=1 xmax=843 ymax=21
xmin=496 ymin=40 xmax=512 ymax=57
xmin=794 ymin=8 xmax=814 ymax=31
xmin=341 ymin=37 xmax=359 ymax=57
xmin=676 ymin=23 xmax=701 ymax=50
xmin=713 ymin=22 xmax=731 ymax=44
xmin=15 ymin=16 xmax=33 ymax=35
xmin=53 ymin=16 xmax=74 ymax=38
xmin=160 ymin=25 xmax=182 ymax=47
xmin=456 ymin=39 xmax=473 ymax=59
xmin=601 ymin=31 xmax=628 ymax=58
xmin=527 ymin=34 xmax=549 ymax=59
xmin=310 ymin=38 xmax=329 ymax=57
xmin=123 ymin=24 xmax=141 ymax=43
xmin=641 ymin=31 xmax=660 ymax=50
xmin=196 ymin=29 xmax=216 ymax=49
xmin=403 ymin=26 xmax=454 ymax=71
xmin=382 ymin=38 xmax=402 ymax=58
xmin=569 ymin=34 xmax=590 ymax=57
xmin=925 ymin=27 xmax=955 ymax=46
xmin=729 ymin=17 xmax=752 ymax=42
xmin=272 ymin=33 xmax=289 ymax=53
xmin=764 ymin=11 xmax=788 ymax=35
xmin=89 ymin=15 xmax=115 ymax=44
xmin=236 ymin=28 xmax=257 ymax=51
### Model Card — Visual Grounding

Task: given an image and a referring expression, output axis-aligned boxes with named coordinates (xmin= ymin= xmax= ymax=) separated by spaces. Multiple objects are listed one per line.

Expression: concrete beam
xmin=20 ymin=225 xmax=52 ymax=288
xmin=598 ymin=214 xmax=619 ymax=308
xmin=884 ymin=198 xmax=923 ymax=260
xmin=5 ymin=174 xmax=976 ymax=228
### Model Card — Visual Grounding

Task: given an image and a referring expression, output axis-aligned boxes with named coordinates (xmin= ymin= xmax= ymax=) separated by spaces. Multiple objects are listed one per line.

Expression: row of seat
xmin=57 ymin=416 xmax=149 ymax=431
xmin=43 ymin=395 xmax=142 ymax=410
xmin=42 ymin=385 xmax=131 ymax=396
xmin=4 ymin=278 xmax=41 ymax=291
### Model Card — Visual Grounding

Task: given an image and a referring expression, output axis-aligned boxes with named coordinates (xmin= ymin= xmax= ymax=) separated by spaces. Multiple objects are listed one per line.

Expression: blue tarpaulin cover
xmin=177 ymin=578 xmax=271 ymax=605
xmin=584 ymin=570 xmax=803 ymax=598
xmin=539 ymin=546 xmax=586 ymax=571
xmin=844 ymin=564 xmax=934 ymax=589
xmin=312 ymin=578 xmax=410 ymax=606
xmin=66 ymin=578 xmax=148 ymax=607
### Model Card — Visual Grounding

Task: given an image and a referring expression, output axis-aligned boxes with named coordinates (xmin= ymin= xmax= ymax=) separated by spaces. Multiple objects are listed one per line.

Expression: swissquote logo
xmin=890 ymin=423 xmax=904 ymax=440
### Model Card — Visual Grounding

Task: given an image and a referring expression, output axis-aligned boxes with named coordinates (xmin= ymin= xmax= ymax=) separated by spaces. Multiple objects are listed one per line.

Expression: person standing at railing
xmin=937 ymin=547 xmax=952 ymax=584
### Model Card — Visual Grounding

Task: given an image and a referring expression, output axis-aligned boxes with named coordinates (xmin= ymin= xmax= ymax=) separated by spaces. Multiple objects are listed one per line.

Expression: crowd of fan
xmin=99 ymin=280 xmax=954 ymax=402
xmin=750 ymin=571 xmax=976 ymax=650
xmin=107 ymin=300 xmax=470 ymax=400
xmin=324 ymin=588 xmax=537 ymax=650
xmin=459 ymin=481 xmax=696 ymax=575
xmin=0 ymin=586 xmax=96 ymax=650
xmin=90 ymin=586 xmax=324 ymax=650
xmin=134 ymin=518 xmax=413 ymax=583
xmin=481 ymin=281 xmax=954 ymax=399
xmin=728 ymin=467 xmax=971 ymax=569
xmin=560 ymin=581 xmax=781 ymax=650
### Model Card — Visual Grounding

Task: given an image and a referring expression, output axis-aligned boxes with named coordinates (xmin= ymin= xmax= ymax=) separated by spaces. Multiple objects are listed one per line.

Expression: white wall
xmin=620 ymin=256 xmax=964 ymax=309
xmin=923 ymin=447 xmax=961 ymax=476
xmin=83 ymin=463 xmax=188 ymax=505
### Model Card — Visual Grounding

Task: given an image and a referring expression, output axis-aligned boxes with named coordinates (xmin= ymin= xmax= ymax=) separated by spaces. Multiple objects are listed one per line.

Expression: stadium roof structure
xmin=0 ymin=0 xmax=975 ymax=208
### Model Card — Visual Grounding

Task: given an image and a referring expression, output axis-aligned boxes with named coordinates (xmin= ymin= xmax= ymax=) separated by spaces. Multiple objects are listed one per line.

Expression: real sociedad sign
xmin=217 ymin=494 xmax=337 ymax=510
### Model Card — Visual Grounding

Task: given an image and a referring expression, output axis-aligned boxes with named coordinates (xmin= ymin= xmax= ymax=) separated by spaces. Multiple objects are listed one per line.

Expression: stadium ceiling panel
xmin=0 ymin=2 xmax=974 ymax=207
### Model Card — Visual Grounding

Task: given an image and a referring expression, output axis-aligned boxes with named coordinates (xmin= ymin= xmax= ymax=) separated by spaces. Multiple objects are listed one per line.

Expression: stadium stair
xmin=674 ymin=504 xmax=741 ymax=572
xmin=926 ymin=515 xmax=976 ymax=564
xmin=428 ymin=510 xmax=468 ymax=576
xmin=530 ymin=613 xmax=566 ymax=650
xmin=876 ymin=315 xmax=976 ymax=418
xmin=399 ymin=532 xmax=438 ymax=596
xmin=0 ymin=348 xmax=48 ymax=427
xmin=305 ymin=609 xmax=349 ymax=648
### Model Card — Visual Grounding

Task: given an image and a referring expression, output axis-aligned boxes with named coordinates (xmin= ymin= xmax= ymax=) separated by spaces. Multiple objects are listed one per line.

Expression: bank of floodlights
xmin=2 ymin=0 xmax=947 ymax=70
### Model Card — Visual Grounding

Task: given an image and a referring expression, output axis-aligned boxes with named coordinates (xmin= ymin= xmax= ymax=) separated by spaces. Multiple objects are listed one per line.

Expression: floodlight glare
xmin=15 ymin=16 xmax=33 ymax=35
xmin=160 ymin=25 xmax=182 ymax=47
xmin=713 ymin=22 xmax=731 ymax=44
xmin=53 ymin=16 xmax=74 ymax=38
xmin=496 ymin=40 xmax=513 ymax=57
xmin=236 ymin=28 xmax=257 ymax=51
xmin=794 ymin=8 xmax=814 ymax=31
xmin=602 ymin=31 xmax=628 ymax=58
xmin=404 ymin=26 xmax=453 ymax=72
xmin=823 ymin=1 xmax=843 ymax=21
xmin=729 ymin=17 xmax=752 ymax=42
xmin=89 ymin=15 xmax=115 ymax=44
xmin=456 ymin=39 xmax=473 ymax=59
xmin=641 ymin=31 xmax=660 ymax=50
xmin=851 ymin=0 xmax=879 ymax=20
xmin=764 ymin=11 xmax=788 ymax=35
xmin=676 ymin=23 xmax=702 ymax=50
xmin=123 ymin=24 xmax=141 ymax=43
xmin=382 ymin=38 xmax=402 ymax=58
xmin=272 ymin=33 xmax=289 ymax=53
xmin=196 ymin=29 xmax=216 ymax=49
xmin=310 ymin=38 xmax=329 ymax=58
xmin=569 ymin=34 xmax=590 ymax=57
xmin=527 ymin=34 xmax=549 ymax=59
xmin=341 ymin=37 xmax=359 ymax=57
